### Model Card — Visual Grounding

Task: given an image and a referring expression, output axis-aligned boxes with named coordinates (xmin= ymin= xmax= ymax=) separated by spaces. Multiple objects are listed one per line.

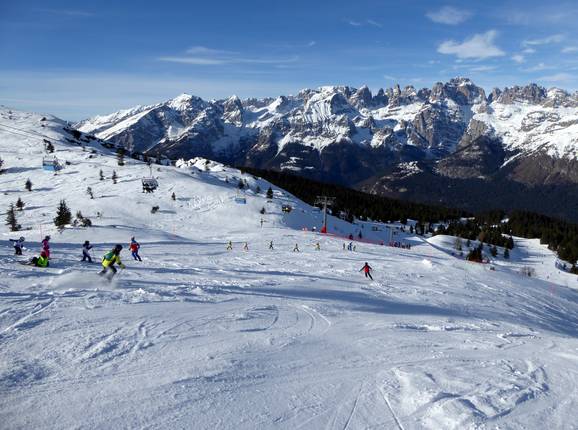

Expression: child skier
xmin=10 ymin=236 xmax=25 ymax=255
xmin=129 ymin=237 xmax=142 ymax=261
xmin=268 ymin=240 xmax=274 ymax=250
xmin=243 ymin=242 xmax=249 ymax=251
xmin=82 ymin=240 xmax=93 ymax=262
xmin=293 ymin=243 xmax=300 ymax=252
xmin=359 ymin=262 xmax=373 ymax=280
xmin=226 ymin=240 xmax=233 ymax=251
xmin=30 ymin=251 xmax=49 ymax=268
xmin=315 ymin=242 xmax=321 ymax=251
xmin=99 ymin=245 xmax=126 ymax=281
xmin=41 ymin=235 xmax=50 ymax=259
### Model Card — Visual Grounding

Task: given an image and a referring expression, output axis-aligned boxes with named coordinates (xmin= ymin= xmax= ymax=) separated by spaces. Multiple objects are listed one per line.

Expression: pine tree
xmin=46 ymin=142 xmax=55 ymax=153
xmin=171 ymin=192 xmax=176 ymax=201
xmin=255 ymin=185 xmax=261 ymax=194
xmin=504 ymin=248 xmax=510 ymax=259
xmin=490 ymin=245 xmax=498 ymax=257
xmin=54 ymin=200 xmax=72 ymax=230
xmin=112 ymin=171 xmax=118 ymax=184
xmin=238 ymin=179 xmax=245 ymax=190
xmin=266 ymin=187 xmax=273 ymax=199
xmin=25 ymin=178 xmax=32 ymax=191
xmin=116 ymin=148 xmax=125 ymax=166
xmin=5 ymin=203 xmax=20 ymax=231
xmin=99 ymin=170 xmax=104 ymax=181
xmin=86 ymin=187 xmax=94 ymax=199
xmin=15 ymin=197 xmax=25 ymax=211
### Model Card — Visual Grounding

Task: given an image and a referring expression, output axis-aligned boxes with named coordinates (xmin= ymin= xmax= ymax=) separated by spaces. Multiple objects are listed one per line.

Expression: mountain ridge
xmin=66 ymin=78 xmax=578 ymax=221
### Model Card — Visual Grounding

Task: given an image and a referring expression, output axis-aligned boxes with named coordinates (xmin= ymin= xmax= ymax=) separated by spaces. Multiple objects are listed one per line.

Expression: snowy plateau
xmin=1 ymin=107 xmax=578 ymax=429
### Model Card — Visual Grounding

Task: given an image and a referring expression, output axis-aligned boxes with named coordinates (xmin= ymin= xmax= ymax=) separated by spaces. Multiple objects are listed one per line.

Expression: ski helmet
xmin=41 ymin=251 xmax=47 ymax=258
xmin=114 ymin=244 xmax=123 ymax=253
xmin=19 ymin=236 xmax=25 ymax=241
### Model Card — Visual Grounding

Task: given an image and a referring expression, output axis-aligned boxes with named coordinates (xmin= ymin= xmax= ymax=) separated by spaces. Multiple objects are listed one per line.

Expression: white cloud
xmin=186 ymin=46 xmax=236 ymax=55
xmin=426 ymin=6 xmax=471 ymax=25
xmin=523 ymin=62 xmax=552 ymax=72
xmin=512 ymin=54 xmax=525 ymax=64
xmin=522 ymin=47 xmax=536 ymax=54
xmin=522 ymin=34 xmax=564 ymax=47
xmin=347 ymin=19 xmax=383 ymax=27
xmin=437 ymin=30 xmax=505 ymax=60
xmin=537 ymin=72 xmax=575 ymax=82
xmin=469 ymin=65 xmax=497 ymax=72
xmin=562 ymin=46 xmax=578 ymax=53
xmin=158 ymin=47 xmax=299 ymax=66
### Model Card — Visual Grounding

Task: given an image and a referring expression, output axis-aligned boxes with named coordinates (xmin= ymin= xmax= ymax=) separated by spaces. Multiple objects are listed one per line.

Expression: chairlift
xmin=42 ymin=157 xmax=62 ymax=172
xmin=142 ymin=164 xmax=158 ymax=193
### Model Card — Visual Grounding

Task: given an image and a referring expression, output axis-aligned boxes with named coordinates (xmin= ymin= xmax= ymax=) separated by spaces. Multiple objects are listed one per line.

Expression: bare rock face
xmin=498 ymin=84 xmax=547 ymax=105
xmin=435 ymin=120 xmax=505 ymax=179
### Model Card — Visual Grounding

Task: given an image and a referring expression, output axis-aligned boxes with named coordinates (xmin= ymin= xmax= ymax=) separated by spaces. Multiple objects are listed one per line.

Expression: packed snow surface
xmin=1 ymin=107 xmax=578 ymax=429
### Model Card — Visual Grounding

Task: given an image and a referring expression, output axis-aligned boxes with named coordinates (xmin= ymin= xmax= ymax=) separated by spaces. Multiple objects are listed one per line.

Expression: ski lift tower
xmin=314 ymin=195 xmax=335 ymax=234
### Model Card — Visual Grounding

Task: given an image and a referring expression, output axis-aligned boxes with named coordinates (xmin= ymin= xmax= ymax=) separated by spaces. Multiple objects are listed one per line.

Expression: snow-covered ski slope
xmin=1 ymin=107 xmax=578 ymax=429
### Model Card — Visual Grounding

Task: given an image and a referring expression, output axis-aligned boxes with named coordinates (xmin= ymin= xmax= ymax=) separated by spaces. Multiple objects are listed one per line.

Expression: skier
xmin=260 ymin=218 xmax=264 ymax=228
xmin=41 ymin=235 xmax=50 ymax=259
xmin=129 ymin=237 xmax=142 ymax=261
xmin=99 ymin=245 xmax=126 ymax=281
xmin=10 ymin=236 xmax=25 ymax=255
xmin=226 ymin=240 xmax=233 ymax=250
xmin=244 ymin=242 xmax=249 ymax=251
xmin=293 ymin=243 xmax=300 ymax=252
xmin=81 ymin=240 xmax=93 ymax=263
xmin=30 ymin=251 xmax=49 ymax=268
xmin=347 ymin=242 xmax=353 ymax=251
xmin=315 ymin=242 xmax=321 ymax=251
xmin=268 ymin=240 xmax=274 ymax=250
xmin=359 ymin=262 xmax=373 ymax=280
xmin=343 ymin=243 xmax=346 ymax=251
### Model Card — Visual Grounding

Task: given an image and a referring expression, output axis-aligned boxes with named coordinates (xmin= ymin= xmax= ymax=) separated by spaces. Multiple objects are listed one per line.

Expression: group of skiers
xmin=8 ymin=235 xmax=143 ymax=280
xmin=227 ymin=240 xmax=323 ymax=253
xmin=8 ymin=235 xmax=375 ymax=281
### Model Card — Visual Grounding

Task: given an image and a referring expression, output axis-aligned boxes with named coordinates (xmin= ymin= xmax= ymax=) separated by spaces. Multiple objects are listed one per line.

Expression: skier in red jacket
xmin=129 ymin=237 xmax=142 ymax=261
xmin=359 ymin=262 xmax=373 ymax=280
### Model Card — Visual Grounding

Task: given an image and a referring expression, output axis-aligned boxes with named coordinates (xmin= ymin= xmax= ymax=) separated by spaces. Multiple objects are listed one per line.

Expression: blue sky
xmin=1 ymin=0 xmax=577 ymax=120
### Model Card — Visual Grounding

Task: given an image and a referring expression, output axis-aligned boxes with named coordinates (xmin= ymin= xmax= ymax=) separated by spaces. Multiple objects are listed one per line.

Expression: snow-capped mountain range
xmin=75 ymin=78 xmax=578 ymax=219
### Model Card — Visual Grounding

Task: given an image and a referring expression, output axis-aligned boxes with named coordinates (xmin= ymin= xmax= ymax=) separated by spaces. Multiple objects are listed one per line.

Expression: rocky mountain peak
xmin=349 ymin=85 xmax=373 ymax=108
xmin=498 ymin=83 xmax=547 ymax=105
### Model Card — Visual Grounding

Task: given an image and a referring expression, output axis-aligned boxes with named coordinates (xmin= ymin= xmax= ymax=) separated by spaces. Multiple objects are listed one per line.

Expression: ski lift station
xmin=234 ymin=196 xmax=247 ymax=204
xmin=42 ymin=157 xmax=63 ymax=172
